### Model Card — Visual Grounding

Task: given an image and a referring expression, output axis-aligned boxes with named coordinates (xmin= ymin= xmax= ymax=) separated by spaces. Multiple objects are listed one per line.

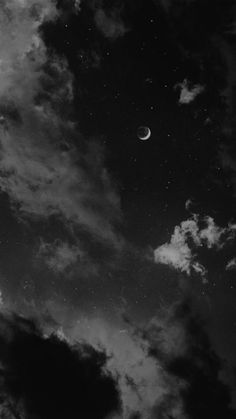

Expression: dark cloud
xmin=92 ymin=299 xmax=236 ymax=418
xmin=149 ymin=302 xmax=236 ymax=419
xmin=89 ymin=0 xmax=129 ymax=40
xmin=0 ymin=312 xmax=120 ymax=419
xmin=0 ymin=303 xmax=235 ymax=419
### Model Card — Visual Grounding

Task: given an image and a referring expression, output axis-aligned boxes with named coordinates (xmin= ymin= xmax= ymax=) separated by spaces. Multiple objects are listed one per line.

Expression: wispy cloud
xmin=63 ymin=300 xmax=236 ymax=419
xmin=154 ymin=213 xmax=236 ymax=281
xmin=174 ymin=79 xmax=204 ymax=105
xmin=69 ymin=309 xmax=187 ymax=418
xmin=92 ymin=2 xmax=129 ymax=41
xmin=38 ymin=240 xmax=85 ymax=273
xmin=0 ymin=0 xmax=122 ymax=250
xmin=0 ymin=300 xmax=234 ymax=419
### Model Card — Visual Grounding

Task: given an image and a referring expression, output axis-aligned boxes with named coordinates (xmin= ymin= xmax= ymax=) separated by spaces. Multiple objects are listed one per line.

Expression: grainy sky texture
xmin=0 ymin=1 xmax=235 ymax=418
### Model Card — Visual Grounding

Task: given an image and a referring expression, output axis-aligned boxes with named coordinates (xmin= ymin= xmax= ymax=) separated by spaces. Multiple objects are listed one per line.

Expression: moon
xmin=137 ymin=126 xmax=151 ymax=140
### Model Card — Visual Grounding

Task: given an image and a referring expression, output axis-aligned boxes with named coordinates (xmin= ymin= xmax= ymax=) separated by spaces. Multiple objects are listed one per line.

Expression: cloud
xmin=157 ymin=0 xmax=236 ymax=135
xmin=161 ymin=302 xmax=236 ymax=419
xmin=38 ymin=239 xmax=85 ymax=273
xmin=0 ymin=0 xmax=122 ymax=249
xmin=68 ymin=311 xmax=187 ymax=419
xmin=0 ymin=302 xmax=235 ymax=419
xmin=154 ymin=214 xmax=236 ymax=281
xmin=185 ymin=198 xmax=193 ymax=211
xmin=64 ymin=300 xmax=236 ymax=419
xmin=226 ymin=258 xmax=236 ymax=271
xmin=0 ymin=312 xmax=121 ymax=419
xmin=91 ymin=2 xmax=129 ymax=40
xmin=0 ymin=290 xmax=4 ymax=306
xmin=74 ymin=0 xmax=82 ymax=12
xmin=154 ymin=217 xmax=207 ymax=280
xmin=174 ymin=79 xmax=204 ymax=105
xmin=199 ymin=216 xmax=236 ymax=248
xmin=0 ymin=308 xmax=184 ymax=419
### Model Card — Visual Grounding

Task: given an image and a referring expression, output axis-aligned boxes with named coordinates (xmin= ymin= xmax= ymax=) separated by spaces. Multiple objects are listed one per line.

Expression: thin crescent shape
xmin=140 ymin=128 xmax=151 ymax=140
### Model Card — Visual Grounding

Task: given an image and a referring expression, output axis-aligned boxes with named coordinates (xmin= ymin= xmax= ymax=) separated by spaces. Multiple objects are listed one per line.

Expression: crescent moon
xmin=139 ymin=127 xmax=151 ymax=141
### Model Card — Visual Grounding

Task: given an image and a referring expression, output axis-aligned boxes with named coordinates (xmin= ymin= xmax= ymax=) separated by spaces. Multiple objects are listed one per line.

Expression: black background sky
xmin=43 ymin=0 xmax=234 ymax=240
xmin=0 ymin=0 xmax=236 ymax=418
xmin=40 ymin=0 xmax=236 ymax=366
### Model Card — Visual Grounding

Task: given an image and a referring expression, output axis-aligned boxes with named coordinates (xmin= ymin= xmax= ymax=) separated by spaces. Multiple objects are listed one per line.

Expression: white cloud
xmin=174 ymin=79 xmax=204 ymax=105
xmin=154 ymin=214 xmax=236 ymax=281
xmin=226 ymin=258 xmax=236 ymax=271
xmin=0 ymin=1 xmax=122 ymax=248
xmin=74 ymin=0 xmax=81 ymax=12
xmin=185 ymin=198 xmax=193 ymax=211
xmin=67 ymin=313 xmax=186 ymax=419
xmin=154 ymin=217 xmax=206 ymax=280
xmin=199 ymin=216 xmax=231 ymax=248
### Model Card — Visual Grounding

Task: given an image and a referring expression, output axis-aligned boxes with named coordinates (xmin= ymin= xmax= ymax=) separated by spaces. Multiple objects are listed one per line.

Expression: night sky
xmin=0 ymin=0 xmax=236 ymax=418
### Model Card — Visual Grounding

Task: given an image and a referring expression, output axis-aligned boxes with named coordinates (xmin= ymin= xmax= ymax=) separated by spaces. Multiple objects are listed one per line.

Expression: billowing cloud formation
xmin=154 ymin=217 xmax=207 ymax=279
xmin=154 ymin=214 xmax=236 ymax=280
xmin=175 ymin=79 xmax=204 ymax=105
xmin=0 ymin=312 xmax=120 ymax=419
xmin=0 ymin=0 xmax=121 ymax=249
